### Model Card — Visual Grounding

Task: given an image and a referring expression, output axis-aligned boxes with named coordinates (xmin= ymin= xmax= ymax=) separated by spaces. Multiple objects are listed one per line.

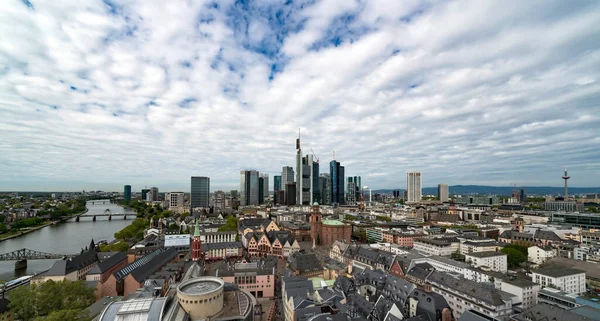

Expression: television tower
xmin=562 ymin=168 xmax=570 ymax=200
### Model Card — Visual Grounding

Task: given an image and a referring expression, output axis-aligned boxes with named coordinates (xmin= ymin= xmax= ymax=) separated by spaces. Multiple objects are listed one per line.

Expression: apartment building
xmin=465 ymin=251 xmax=508 ymax=273
xmin=531 ymin=267 xmax=586 ymax=295
xmin=528 ymin=245 xmax=555 ymax=266
xmin=413 ymin=238 xmax=459 ymax=256
xmin=500 ymin=278 xmax=540 ymax=309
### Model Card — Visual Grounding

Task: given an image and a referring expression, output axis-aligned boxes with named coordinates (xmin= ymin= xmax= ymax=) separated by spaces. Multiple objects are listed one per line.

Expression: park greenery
xmin=99 ymin=240 xmax=131 ymax=252
xmin=114 ymin=217 xmax=149 ymax=242
xmin=9 ymin=280 xmax=95 ymax=321
xmin=501 ymin=244 xmax=529 ymax=268
xmin=218 ymin=216 xmax=238 ymax=232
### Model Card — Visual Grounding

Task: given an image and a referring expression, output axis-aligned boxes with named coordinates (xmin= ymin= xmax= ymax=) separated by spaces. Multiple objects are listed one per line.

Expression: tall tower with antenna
xmin=562 ymin=168 xmax=570 ymax=200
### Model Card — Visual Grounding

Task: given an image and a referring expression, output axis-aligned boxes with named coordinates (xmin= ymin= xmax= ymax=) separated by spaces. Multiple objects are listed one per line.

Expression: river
xmin=0 ymin=200 xmax=136 ymax=280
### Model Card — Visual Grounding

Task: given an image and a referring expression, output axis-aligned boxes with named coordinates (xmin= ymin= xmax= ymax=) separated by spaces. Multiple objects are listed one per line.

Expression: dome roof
xmin=313 ymin=202 xmax=319 ymax=206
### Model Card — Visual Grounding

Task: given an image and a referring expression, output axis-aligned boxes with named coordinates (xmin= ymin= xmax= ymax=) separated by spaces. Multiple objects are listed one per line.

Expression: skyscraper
xmin=258 ymin=176 xmax=265 ymax=204
xmin=330 ymin=160 xmax=345 ymax=205
xmin=274 ymin=175 xmax=282 ymax=191
xmin=438 ymin=184 xmax=449 ymax=202
xmin=123 ymin=185 xmax=131 ymax=202
xmin=240 ymin=170 xmax=259 ymax=206
xmin=191 ymin=177 xmax=210 ymax=209
xmin=214 ymin=190 xmax=226 ymax=209
xmin=148 ymin=187 xmax=159 ymax=202
xmin=347 ymin=178 xmax=357 ymax=203
xmin=407 ymin=172 xmax=422 ymax=203
xmin=282 ymin=166 xmax=294 ymax=185
xmin=261 ymin=173 xmax=269 ymax=200
xmin=141 ymin=188 xmax=149 ymax=201
xmin=285 ymin=182 xmax=296 ymax=206
xmin=312 ymin=160 xmax=320 ymax=204
xmin=319 ymin=174 xmax=331 ymax=205
xmin=296 ymin=136 xmax=303 ymax=204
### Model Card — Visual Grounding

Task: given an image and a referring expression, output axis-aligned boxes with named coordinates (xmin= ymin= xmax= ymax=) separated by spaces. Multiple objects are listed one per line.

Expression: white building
xmin=531 ymin=267 xmax=586 ymax=295
xmin=406 ymin=172 xmax=422 ymax=203
xmin=460 ymin=240 xmax=498 ymax=255
xmin=428 ymin=271 xmax=516 ymax=320
xmin=500 ymin=278 xmax=540 ymax=309
xmin=413 ymin=238 xmax=459 ymax=256
xmin=201 ymin=231 xmax=237 ymax=244
xmin=166 ymin=192 xmax=185 ymax=209
xmin=465 ymin=251 xmax=508 ymax=273
xmin=528 ymin=245 xmax=555 ymax=266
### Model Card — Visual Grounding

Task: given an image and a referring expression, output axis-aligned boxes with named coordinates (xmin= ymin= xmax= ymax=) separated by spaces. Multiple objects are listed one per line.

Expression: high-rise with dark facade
xmin=258 ymin=176 xmax=265 ymax=204
xmin=312 ymin=161 xmax=320 ymax=204
xmin=191 ymin=177 xmax=210 ymax=210
xmin=123 ymin=185 xmax=131 ymax=202
xmin=141 ymin=188 xmax=149 ymax=201
xmin=274 ymin=175 xmax=282 ymax=192
xmin=319 ymin=174 xmax=331 ymax=205
xmin=285 ymin=182 xmax=296 ymax=206
xmin=330 ymin=160 xmax=345 ymax=205
xmin=240 ymin=170 xmax=259 ymax=206
xmin=282 ymin=166 xmax=294 ymax=185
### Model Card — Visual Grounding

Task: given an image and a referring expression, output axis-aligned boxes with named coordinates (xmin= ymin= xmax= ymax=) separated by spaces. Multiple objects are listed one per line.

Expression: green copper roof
xmin=194 ymin=219 xmax=201 ymax=237
xmin=322 ymin=220 xmax=344 ymax=226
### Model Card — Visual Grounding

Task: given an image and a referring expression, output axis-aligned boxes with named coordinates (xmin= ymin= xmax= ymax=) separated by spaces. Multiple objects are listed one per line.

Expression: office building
xmin=347 ymin=178 xmax=357 ymax=203
xmin=437 ymin=184 xmax=449 ymax=202
xmin=285 ymin=183 xmax=296 ymax=206
xmin=123 ymin=185 xmax=131 ymax=202
xmin=312 ymin=161 xmax=320 ymax=204
xmin=274 ymin=190 xmax=285 ymax=205
xmin=190 ymin=177 xmax=210 ymax=209
xmin=141 ymin=188 xmax=149 ymax=201
xmin=282 ymin=166 xmax=294 ymax=185
xmin=166 ymin=192 xmax=184 ymax=209
xmin=148 ymin=187 xmax=159 ymax=202
xmin=543 ymin=201 xmax=584 ymax=212
xmin=520 ymin=187 xmax=526 ymax=203
xmin=240 ymin=170 xmax=259 ymax=206
xmin=261 ymin=174 xmax=269 ymax=199
xmin=294 ymin=136 xmax=318 ymax=205
xmin=274 ymin=175 xmax=282 ymax=191
xmin=214 ymin=190 xmax=225 ymax=210
xmin=407 ymin=172 xmax=422 ymax=203
xmin=354 ymin=176 xmax=361 ymax=201
xmin=464 ymin=251 xmax=508 ymax=273
xmin=330 ymin=160 xmax=345 ymax=205
xmin=258 ymin=176 xmax=265 ymax=204
xmin=319 ymin=173 xmax=331 ymax=205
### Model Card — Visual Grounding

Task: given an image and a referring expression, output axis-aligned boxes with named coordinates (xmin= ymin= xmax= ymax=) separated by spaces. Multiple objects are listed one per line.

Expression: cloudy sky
xmin=1 ymin=0 xmax=599 ymax=192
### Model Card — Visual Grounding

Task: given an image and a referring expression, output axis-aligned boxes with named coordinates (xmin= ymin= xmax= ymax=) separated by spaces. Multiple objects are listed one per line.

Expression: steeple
xmin=194 ymin=218 xmax=201 ymax=237
xmin=89 ymin=239 xmax=95 ymax=251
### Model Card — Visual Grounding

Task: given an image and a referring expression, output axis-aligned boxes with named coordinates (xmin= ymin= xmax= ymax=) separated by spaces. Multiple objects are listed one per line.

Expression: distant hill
xmin=373 ymin=185 xmax=600 ymax=196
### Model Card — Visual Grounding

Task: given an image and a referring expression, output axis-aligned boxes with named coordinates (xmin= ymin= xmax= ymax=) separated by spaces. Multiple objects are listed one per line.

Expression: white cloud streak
xmin=1 ymin=0 xmax=599 ymax=192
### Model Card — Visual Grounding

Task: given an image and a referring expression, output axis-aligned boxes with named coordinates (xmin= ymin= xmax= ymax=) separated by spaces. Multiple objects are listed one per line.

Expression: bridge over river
xmin=0 ymin=248 xmax=77 ymax=270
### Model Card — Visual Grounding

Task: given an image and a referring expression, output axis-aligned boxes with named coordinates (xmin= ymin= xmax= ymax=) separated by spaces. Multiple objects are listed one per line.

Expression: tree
xmin=99 ymin=241 xmax=130 ymax=252
xmin=9 ymin=280 xmax=94 ymax=321
xmin=218 ymin=217 xmax=238 ymax=232
xmin=35 ymin=309 xmax=90 ymax=321
xmin=501 ymin=247 xmax=527 ymax=268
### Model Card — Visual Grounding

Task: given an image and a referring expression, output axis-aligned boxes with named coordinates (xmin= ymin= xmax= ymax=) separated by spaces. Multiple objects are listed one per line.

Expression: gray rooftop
xmin=532 ymin=266 xmax=585 ymax=278
xmin=465 ymin=251 xmax=506 ymax=258
xmin=511 ymin=303 xmax=596 ymax=321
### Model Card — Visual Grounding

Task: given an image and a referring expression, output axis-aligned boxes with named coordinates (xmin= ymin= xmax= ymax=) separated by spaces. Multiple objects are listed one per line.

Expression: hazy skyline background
xmin=1 ymin=0 xmax=600 ymax=192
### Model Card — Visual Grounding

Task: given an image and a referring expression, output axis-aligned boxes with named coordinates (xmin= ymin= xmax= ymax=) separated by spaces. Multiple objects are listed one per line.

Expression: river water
xmin=0 ymin=200 xmax=136 ymax=280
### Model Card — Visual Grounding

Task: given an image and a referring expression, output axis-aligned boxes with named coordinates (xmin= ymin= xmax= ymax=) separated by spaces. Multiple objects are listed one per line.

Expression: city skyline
xmin=2 ymin=1 xmax=600 ymax=191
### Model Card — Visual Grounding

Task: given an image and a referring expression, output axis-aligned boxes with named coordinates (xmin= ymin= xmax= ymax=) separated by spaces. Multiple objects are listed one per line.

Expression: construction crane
xmin=310 ymin=147 xmax=319 ymax=163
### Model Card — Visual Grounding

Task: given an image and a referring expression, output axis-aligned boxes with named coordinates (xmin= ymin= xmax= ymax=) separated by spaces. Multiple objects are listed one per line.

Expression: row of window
xmin=178 ymin=292 xmax=222 ymax=305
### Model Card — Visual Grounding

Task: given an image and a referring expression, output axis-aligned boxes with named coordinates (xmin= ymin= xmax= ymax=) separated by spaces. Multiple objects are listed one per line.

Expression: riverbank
xmin=0 ymin=209 xmax=88 ymax=243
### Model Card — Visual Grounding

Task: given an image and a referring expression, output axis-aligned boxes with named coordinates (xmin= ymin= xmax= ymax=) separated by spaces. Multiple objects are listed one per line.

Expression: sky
xmin=1 ymin=0 xmax=600 ymax=192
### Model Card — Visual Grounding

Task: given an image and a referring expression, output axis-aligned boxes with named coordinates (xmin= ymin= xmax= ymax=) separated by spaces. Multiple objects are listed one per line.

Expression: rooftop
xmin=322 ymin=220 xmax=345 ymax=226
xmin=179 ymin=278 xmax=223 ymax=295
xmin=532 ymin=266 xmax=585 ymax=278
xmin=465 ymin=251 xmax=506 ymax=258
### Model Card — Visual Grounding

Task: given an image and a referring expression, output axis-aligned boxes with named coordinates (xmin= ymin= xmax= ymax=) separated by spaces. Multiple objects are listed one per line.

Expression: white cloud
xmin=0 ymin=0 xmax=599 ymax=192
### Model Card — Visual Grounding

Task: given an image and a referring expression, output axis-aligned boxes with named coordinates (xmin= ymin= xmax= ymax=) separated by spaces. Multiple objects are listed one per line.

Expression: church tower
xmin=192 ymin=219 xmax=202 ymax=262
xmin=310 ymin=202 xmax=322 ymax=246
